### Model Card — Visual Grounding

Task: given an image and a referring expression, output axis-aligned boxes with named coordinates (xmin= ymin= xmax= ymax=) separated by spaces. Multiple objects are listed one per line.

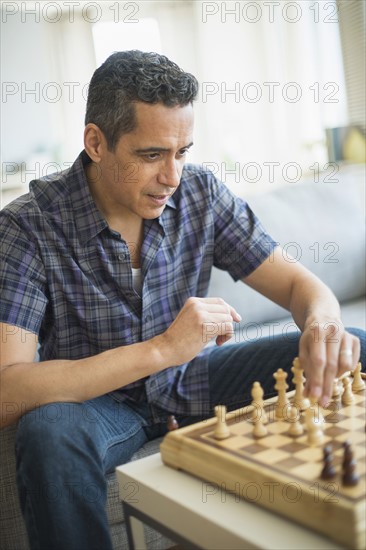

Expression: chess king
xmin=0 ymin=50 xmax=365 ymax=550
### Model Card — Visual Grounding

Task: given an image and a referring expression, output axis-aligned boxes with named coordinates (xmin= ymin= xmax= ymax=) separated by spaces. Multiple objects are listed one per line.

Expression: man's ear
xmin=84 ymin=124 xmax=106 ymax=162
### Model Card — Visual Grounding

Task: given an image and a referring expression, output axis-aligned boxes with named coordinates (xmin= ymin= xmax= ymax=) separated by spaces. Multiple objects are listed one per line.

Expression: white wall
xmin=1 ymin=16 xmax=59 ymax=162
xmin=0 ymin=0 xmax=356 ymax=206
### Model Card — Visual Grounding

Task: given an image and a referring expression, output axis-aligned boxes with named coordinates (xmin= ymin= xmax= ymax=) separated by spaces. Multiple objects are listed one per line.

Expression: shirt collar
xmin=166 ymin=194 xmax=177 ymax=210
xmin=69 ymin=150 xmax=108 ymax=246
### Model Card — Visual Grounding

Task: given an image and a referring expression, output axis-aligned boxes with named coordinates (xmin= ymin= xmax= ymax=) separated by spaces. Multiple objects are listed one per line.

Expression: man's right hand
xmin=155 ymin=297 xmax=242 ymax=367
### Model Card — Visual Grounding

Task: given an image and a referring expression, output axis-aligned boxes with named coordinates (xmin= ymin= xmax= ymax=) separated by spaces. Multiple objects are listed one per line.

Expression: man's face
xmin=96 ymin=101 xmax=194 ymax=222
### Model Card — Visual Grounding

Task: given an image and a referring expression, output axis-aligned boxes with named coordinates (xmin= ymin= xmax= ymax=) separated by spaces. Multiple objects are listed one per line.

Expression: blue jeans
xmin=16 ymin=328 xmax=365 ymax=550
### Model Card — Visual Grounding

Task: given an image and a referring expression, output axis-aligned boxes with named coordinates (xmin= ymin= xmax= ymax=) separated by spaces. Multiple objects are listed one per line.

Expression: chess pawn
xmin=214 ymin=405 xmax=230 ymax=440
xmin=352 ymin=362 xmax=365 ymax=392
xmin=287 ymin=406 xmax=303 ymax=437
xmin=252 ymin=415 xmax=268 ymax=438
xmin=342 ymin=441 xmax=360 ymax=486
xmin=321 ymin=445 xmax=336 ymax=480
xmin=342 ymin=377 xmax=355 ymax=405
xmin=342 ymin=440 xmax=353 ymax=465
xmin=251 ymin=381 xmax=268 ymax=424
xmin=305 ymin=407 xmax=324 ymax=446
xmin=342 ymin=460 xmax=360 ymax=487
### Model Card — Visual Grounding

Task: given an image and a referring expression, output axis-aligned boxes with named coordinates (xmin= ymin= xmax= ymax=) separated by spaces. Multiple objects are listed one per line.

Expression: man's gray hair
xmin=85 ymin=50 xmax=198 ymax=151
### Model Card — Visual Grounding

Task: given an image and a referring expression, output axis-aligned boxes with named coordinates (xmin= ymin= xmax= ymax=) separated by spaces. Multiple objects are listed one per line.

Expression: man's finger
xmin=301 ymin=334 xmax=326 ymax=400
xmin=193 ymin=297 xmax=242 ymax=322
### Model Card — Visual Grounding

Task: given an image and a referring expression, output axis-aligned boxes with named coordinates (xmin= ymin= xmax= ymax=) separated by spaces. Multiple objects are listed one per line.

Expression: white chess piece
xmin=309 ymin=396 xmax=324 ymax=425
xmin=332 ymin=378 xmax=342 ymax=399
xmin=305 ymin=407 xmax=323 ymax=446
xmin=291 ymin=358 xmax=310 ymax=411
xmin=250 ymin=382 xmax=268 ymax=438
xmin=214 ymin=405 xmax=230 ymax=440
xmin=273 ymin=368 xmax=289 ymax=420
xmin=287 ymin=406 xmax=304 ymax=437
xmin=251 ymin=381 xmax=268 ymax=424
xmin=342 ymin=377 xmax=355 ymax=405
xmin=252 ymin=415 xmax=268 ymax=438
xmin=352 ymin=363 xmax=365 ymax=392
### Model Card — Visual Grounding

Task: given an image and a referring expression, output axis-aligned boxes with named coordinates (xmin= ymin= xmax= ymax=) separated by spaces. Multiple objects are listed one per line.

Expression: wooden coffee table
xmin=116 ymin=453 xmax=345 ymax=549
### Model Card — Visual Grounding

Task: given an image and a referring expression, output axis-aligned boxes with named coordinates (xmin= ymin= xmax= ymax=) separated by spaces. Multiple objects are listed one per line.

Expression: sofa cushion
xmin=0 ymin=424 xmax=29 ymax=549
xmin=106 ymin=438 xmax=163 ymax=526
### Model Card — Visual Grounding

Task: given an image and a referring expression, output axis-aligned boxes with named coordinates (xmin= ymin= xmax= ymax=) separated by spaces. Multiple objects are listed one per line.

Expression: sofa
xmin=1 ymin=163 xmax=365 ymax=549
xmin=208 ymin=163 xmax=366 ymax=336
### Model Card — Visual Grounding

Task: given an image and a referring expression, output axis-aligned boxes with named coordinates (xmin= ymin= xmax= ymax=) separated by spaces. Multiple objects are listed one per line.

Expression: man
xmin=1 ymin=51 xmax=364 ymax=549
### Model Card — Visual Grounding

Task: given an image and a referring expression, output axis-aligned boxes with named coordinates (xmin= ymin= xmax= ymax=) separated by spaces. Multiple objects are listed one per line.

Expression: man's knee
xmin=16 ymin=402 xmax=100 ymax=462
xmin=15 ymin=403 xmax=110 ymax=524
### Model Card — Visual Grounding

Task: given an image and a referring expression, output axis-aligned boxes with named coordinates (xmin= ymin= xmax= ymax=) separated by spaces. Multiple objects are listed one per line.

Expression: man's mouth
xmin=146 ymin=194 xmax=170 ymax=206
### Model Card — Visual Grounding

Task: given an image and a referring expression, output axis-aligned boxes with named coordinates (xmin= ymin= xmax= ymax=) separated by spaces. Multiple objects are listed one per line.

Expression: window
xmin=92 ymin=18 xmax=162 ymax=66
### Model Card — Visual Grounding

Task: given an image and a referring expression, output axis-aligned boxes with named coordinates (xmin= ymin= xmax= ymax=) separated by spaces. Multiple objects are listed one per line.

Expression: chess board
xmin=160 ymin=375 xmax=366 ymax=549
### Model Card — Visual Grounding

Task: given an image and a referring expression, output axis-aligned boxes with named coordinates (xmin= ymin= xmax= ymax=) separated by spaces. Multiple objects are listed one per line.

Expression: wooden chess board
xmin=160 ymin=376 xmax=366 ymax=549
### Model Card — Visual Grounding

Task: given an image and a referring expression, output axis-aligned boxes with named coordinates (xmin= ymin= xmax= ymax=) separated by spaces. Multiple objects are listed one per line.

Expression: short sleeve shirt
xmin=0 ymin=151 xmax=277 ymax=415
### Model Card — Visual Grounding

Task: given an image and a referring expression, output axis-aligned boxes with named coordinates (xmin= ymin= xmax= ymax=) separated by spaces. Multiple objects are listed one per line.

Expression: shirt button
xmin=145 ymin=315 xmax=152 ymax=323
xmin=118 ymin=253 xmax=126 ymax=261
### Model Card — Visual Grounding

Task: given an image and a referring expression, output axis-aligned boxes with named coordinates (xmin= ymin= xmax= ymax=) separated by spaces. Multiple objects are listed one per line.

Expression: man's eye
xmin=145 ymin=153 xmax=159 ymax=160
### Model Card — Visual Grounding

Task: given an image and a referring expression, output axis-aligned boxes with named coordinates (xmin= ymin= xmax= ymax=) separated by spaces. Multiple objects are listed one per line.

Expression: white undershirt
xmin=131 ymin=267 xmax=142 ymax=295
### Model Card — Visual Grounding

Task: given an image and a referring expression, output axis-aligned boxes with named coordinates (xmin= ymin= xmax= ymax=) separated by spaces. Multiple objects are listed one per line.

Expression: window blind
xmin=337 ymin=0 xmax=366 ymax=133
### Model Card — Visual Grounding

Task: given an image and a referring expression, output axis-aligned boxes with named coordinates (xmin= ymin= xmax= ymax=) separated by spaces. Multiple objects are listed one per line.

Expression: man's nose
xmin=157 ymin=159 xmax=181 ymax=188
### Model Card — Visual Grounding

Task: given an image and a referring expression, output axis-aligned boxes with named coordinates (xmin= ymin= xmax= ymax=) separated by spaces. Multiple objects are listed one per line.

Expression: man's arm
xmin=243 ymin=247 xmax=360 ymax=406
xmin=0 ymin=297 xmax=241 ymax=428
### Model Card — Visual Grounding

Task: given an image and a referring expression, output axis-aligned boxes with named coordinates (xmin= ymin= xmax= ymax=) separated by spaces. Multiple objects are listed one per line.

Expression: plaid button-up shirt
xmin=0 ymin=151 xmax=276 ymax=415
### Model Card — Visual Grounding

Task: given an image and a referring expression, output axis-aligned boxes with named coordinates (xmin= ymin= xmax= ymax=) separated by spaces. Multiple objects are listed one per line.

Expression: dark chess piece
xmin=342 ymin=441 xmax=360 ymax=487
xmin=321 ymin=445 xmax=336 ymax=480
xmin=167 ymin=415 xmax=179 ymax=431
xmin=342 ymin=440 xmax=355 ymax=473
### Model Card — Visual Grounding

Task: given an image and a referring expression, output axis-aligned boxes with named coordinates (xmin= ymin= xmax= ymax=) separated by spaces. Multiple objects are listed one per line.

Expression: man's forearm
xmin=289 ymin=271 xmax=342 ymax=332
xmin=0 ymin=338 xmax=167 ymax=428
xmin=1 ymin=296 xmax=242 ymax=429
